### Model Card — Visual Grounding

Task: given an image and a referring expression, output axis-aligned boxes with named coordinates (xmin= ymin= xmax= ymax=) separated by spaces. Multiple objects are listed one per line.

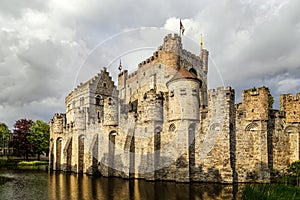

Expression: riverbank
xmin=0 ymin=157 xmax=49 ymax=171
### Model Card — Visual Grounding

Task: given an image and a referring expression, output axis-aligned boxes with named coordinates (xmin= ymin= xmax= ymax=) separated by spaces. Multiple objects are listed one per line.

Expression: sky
xmin=0 ymin=0 xmax=300 ymax=128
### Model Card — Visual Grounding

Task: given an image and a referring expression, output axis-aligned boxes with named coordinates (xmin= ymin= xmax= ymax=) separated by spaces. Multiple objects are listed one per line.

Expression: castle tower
xmin=280 ymin=93 xmax=300 ymax=163
xmin=166 ymin=68 xmax=201 ymax=182
xmin=157 ymin=33 xmax=182 ymax=70
xmin=235 ymin=87 xmax=271 ymax=182
xmin=167 ymin=68 xmax=201 ymax=121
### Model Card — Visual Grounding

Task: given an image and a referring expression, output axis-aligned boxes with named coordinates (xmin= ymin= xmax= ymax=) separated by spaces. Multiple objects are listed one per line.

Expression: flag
xmin=180 ymin=19 xmax=185 ymax=35
xmin=118 ymin=60 xmax=122 ymax=71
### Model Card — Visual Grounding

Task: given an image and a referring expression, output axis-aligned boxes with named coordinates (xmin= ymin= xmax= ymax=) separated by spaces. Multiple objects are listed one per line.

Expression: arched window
xmin=169 ymin=123 xmax=176 ymax=132
xmin=245 ymin=122 xmax=259 ymax=131
xmin=95 ymin=95 xmax=103 ymax=106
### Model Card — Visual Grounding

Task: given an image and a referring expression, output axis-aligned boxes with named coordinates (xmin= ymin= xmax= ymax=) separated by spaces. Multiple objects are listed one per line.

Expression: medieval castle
xmin=49 ymin=33 xmax=300 ymax=183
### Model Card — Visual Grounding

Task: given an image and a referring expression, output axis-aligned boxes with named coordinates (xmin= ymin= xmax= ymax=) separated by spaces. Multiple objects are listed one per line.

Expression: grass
xmin=17 ymin=161 xmax=49 ymax=166
xmin=243 ymin=184 xmax=300 ymax=200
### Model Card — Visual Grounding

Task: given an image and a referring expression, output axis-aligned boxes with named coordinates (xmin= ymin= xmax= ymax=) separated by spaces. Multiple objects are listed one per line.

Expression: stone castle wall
xmin=49 ymin=34 xmax=300 ymax=183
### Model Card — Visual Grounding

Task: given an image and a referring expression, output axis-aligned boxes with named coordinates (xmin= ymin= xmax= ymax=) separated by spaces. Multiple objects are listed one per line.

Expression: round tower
xmin=167 ymin=68 xmax=201 ymax=121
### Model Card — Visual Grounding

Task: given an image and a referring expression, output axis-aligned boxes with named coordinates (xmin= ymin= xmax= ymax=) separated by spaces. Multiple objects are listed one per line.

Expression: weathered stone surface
xmin=49 ymin=33 xmax=300 ymax=183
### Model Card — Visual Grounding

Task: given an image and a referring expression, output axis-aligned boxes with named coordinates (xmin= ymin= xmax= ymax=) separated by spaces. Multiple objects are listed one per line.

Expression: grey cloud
xmin=1 ymin=0 xmax=300 ymax=127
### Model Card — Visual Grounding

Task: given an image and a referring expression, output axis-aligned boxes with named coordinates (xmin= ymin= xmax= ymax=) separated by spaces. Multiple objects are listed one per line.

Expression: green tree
xmin=287 ymin=160 xmax=300 ymax=187
xmin=0 ymin=122 xmax=11 ymax=157
xmin=10 ymin=119 xmax=33 ymax=160
xmin=28 ymin=120 xmax=50 ymax=160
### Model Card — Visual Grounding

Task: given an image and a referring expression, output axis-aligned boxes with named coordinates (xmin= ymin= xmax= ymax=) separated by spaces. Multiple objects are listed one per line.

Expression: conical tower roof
xmin=168 ymin=68 xmax=198 ymax=82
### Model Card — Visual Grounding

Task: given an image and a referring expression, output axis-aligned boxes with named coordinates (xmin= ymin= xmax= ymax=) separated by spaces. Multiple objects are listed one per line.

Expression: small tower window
xmin=80 ymin=97 xmax=84 ymax=106
xmin=180 ymin=88 xmax=186 ymax=95
xmin=169 ymin=123 xmax=176 ymax=132
xmin=170 ymin=90 xmax=174 ymax=97
xmin=108 ymin=97 xmax=113 ymax=105
xmin=103 ymin=82 xmax=107 ymax=88
xmin=95 ymin=95 xmax=104 ymax=106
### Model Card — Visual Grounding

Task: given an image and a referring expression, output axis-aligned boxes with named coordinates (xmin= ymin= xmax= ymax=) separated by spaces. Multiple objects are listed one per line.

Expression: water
xmin=0 ymin=168 xmax=242 ymax=200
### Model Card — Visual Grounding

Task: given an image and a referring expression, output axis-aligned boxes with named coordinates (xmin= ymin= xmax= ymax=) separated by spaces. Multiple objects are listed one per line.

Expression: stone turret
xmin=280 ymin=93 xmax=300 ymax=123
xmin=242 ymin=87 xmax=270 ymax=121
xmin=51 ymin=113 xmax=66 ymax=134
xmin=167 ymin=68 xmax=201 ymax=121
xmin=200 ymin=49 xmax=209 ymax=75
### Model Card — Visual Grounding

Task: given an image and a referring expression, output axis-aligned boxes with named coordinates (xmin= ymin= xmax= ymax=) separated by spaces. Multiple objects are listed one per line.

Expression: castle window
xmin=129 ymin=100 xmax=138 ymax=113
xmin=180 ymin=88 xmax=186 ymax=95
xmin=108 ymin=97 xmax=113 ymax=105
xmin=103 ymin=82 xmax=107 ymax=88
xmin=169 ymin=123 xmax=176 ymax=132
xmin=80 ymin=97 xmax=84 ymax=106
xmin=95 ymin=95 xmax=104 ymax=106
xmin=192 ymin=89 xmax=198 ymax=96
xmin=170 ymin=90 xmax=174 ymax=97
xmin=97 ymin=111 xmax=101 ymax=120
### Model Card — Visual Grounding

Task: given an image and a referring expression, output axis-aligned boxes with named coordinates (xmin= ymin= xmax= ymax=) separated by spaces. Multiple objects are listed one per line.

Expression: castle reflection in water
xmin=48 ymin=172 xmax=242 ymax=200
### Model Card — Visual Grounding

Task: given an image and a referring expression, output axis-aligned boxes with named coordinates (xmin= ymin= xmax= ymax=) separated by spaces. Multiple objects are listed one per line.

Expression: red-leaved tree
xmin=10 ymin=119 xmax=33 ymax=160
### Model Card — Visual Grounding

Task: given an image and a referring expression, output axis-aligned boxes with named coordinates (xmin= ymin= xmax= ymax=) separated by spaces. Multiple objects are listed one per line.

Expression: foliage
xmin=0 ymin=122 xmax=11 ymax=147
xmin=28 ymin=120 xmax=50 ymax=160
xmin=10 ymin=119 xmax=33 ymax=160
xmin=288 ymin=160 xmax=300 ymax=186
xmin=18 ymin=160 xmax=49 ymax=166
xmin=243 ymin=184 xmax=300 ymax=200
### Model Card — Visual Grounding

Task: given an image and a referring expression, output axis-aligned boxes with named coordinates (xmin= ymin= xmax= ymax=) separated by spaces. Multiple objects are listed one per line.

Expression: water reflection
xmin=0 ymin=169 xmax=243 ymax=200
xmin=48 ymin=172 xmax=242 ymax=200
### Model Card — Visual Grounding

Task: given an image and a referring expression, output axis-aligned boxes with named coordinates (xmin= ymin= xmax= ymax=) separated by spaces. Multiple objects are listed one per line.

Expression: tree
xmin=287 ymin=160 xmax=300 ymax=187
xmin=28 ymin=120 xmax=50 ymax=160
xmin=10 ymin=119 xmax=33 ymax=160
xmin=0 ymin=122 xmax=11 ymax=157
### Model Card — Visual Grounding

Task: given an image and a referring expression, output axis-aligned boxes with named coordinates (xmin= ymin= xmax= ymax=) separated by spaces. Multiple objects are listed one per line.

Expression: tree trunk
xmin=38 ymin=153 xmax=40 ymax=161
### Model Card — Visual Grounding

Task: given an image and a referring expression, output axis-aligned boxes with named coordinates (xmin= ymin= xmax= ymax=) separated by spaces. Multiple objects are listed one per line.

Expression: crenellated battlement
xmin=242 ymin=86 xmax=270 ymax=121
xmin=208 ymin=86 xmax=234 ymax=100
xmin=280 ymin=93 xmax=300 ymax=123
xmin=53 ymin=113 xmax=66 ymax=120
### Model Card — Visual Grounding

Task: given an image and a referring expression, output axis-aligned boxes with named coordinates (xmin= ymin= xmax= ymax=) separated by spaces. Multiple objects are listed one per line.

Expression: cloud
xmin=0 ymin=0 xmax=300 ymax=127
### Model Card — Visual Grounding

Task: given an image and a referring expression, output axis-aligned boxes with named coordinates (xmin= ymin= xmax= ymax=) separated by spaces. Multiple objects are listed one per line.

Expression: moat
xmin=0 ymin=168 xmax=242 ymax=200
